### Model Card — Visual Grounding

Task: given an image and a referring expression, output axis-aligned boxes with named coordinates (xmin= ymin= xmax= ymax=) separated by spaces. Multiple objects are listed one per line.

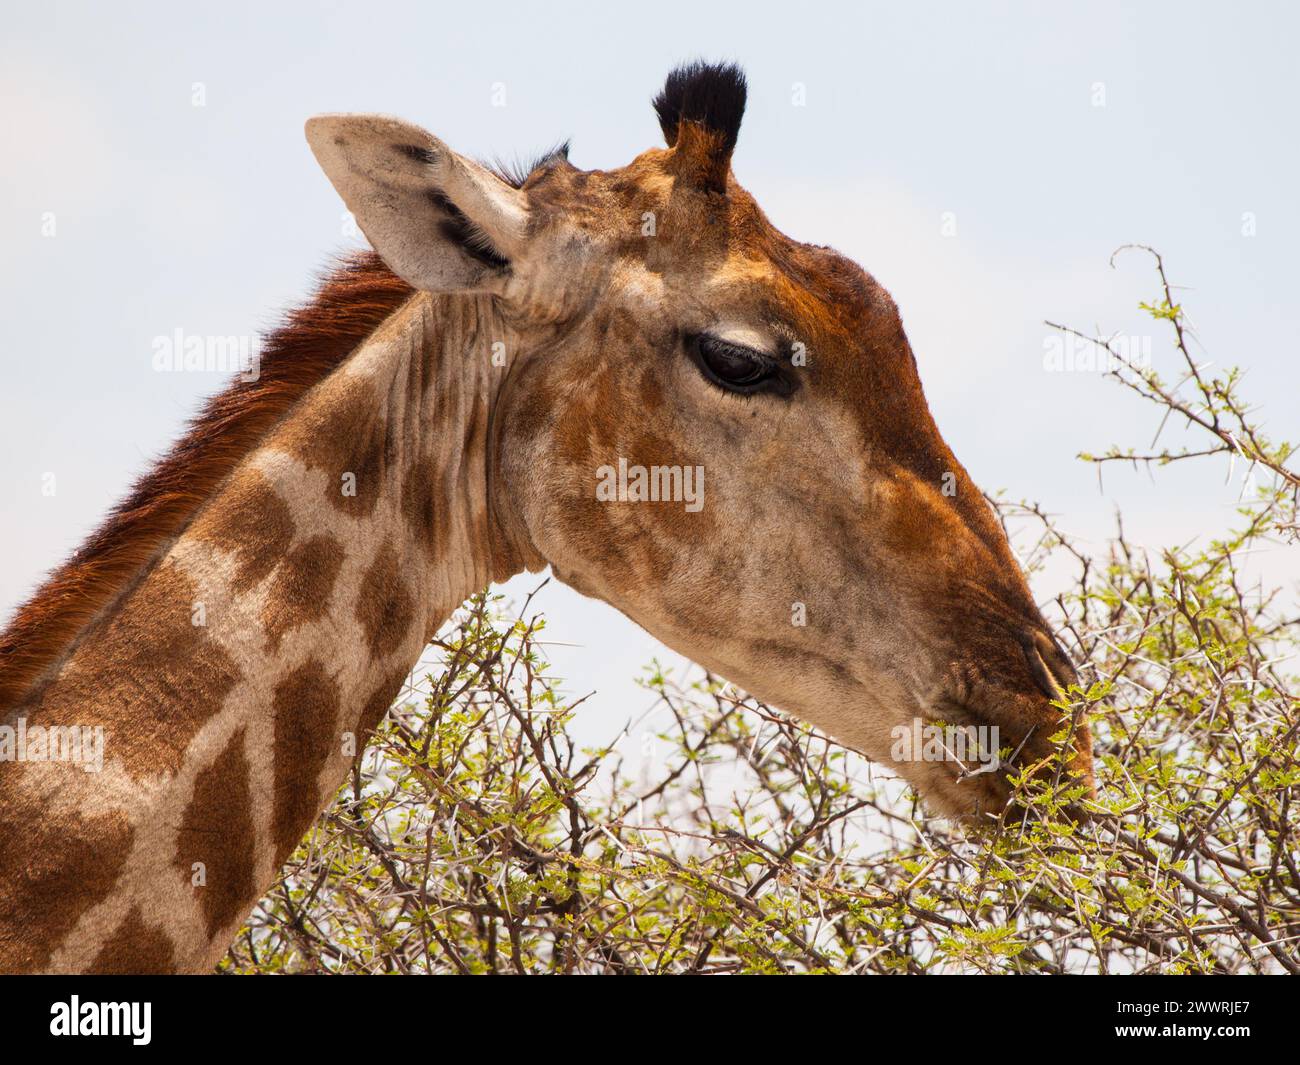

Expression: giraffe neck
xmin=0 ymin=290 xmax=529 ymax=973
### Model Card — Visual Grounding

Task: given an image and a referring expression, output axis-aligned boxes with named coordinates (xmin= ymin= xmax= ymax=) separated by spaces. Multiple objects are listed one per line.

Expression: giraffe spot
xmin=355 ymin=668 xmax=411 ymax=755
xmin=637 ymin=363 xmax=666 ymax=412
xmin=630 ymin=431 xmax=717 ymax=545
xmin=280 ymin=376 xmax=391 ymax=517
xmin=262 ymin=534 xmax=346 ymax=650
xmin=86 ymin=905 xmax=176 ymax=974
xmin=272 ymin=661 xmax=341 ymax=867
xmin=21 ymin=562 xmax=241 ymax=776
xmin=0 ymin=796 xmax=132 ymax=973
xmin=559 ymin=489 xmax=625 ymax=572
xmin=400 ymin=457 xmax=441 ymax=558
xmin=457 ymin=394 xmax=493 ymax=553
xmin=554 ymin=375 xmax=617 ymax=465
xmin=509 ymin=377 xmax=558 ymax=449
xmin=174 ymin=727 xmax=257 ymax=940
xmin=354 ymin=545 xmax=415 ymax=658
xmin=190 ymin=468 xmax=296 ymax=593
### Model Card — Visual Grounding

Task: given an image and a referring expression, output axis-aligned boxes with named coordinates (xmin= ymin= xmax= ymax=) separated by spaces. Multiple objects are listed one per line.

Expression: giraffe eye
xmin=691 ymin=334 xmax=779 ymax=393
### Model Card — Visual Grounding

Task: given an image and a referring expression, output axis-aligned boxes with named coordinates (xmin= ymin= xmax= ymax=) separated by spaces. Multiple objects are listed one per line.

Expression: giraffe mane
xmin=0 ymin=251 xmax=413 ymax=713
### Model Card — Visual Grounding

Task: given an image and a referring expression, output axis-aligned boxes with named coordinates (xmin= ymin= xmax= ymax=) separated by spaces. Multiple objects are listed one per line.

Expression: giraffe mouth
xmin=903 ymin=696 xmax=1017 ymax=794
xmin=908 ymin=649 xmax=1074 ymax=816
xmin=911 ymin=630 xmax=1092 ymax=818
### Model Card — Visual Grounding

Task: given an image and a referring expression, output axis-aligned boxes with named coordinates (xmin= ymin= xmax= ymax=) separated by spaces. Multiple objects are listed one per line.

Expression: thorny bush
xmin=225 ymin=248 xmax=1299 ymax=975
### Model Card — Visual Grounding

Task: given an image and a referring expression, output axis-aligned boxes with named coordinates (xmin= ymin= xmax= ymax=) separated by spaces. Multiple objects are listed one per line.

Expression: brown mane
xmin=0 ymin=251 xmax=413 ymax=712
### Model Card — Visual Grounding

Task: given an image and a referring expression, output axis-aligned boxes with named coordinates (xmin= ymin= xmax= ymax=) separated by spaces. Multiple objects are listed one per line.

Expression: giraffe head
xmin=307 ymin=62 xmax=1094 ymax=819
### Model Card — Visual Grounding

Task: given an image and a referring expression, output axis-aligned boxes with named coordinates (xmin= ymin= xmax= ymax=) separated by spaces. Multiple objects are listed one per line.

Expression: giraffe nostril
xmin=1021 ymin=628 xmax=1076 ymax=700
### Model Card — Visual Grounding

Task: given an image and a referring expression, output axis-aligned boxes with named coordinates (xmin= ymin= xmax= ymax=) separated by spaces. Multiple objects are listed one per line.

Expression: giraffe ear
xmin=306 ymin=114 xmax=530 ymax=292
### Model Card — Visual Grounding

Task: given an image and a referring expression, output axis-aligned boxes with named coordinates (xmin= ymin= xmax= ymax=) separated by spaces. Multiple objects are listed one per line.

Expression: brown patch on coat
xmin=0 ymin=253 xmax=413 ymax=712
xmin=354 ymin=545 xmax=414 ymax=658
xmin=86 ymin=906 xmax=177 ymax=975
xmin=354 ymin=668 xmax=410 ymax=755
xmin=0 ymin=801 xmax=132 ymax=973
xmin=21 ymin=562 xmax=241 ymax=777
xmin=281 ymin=375 xmax=391 ymax=517
xmin=457 ymin=392 xmax=493 ymax=561
xmin=507 ymin=376 xmax=559 ymax=449
xmin=400 ymin=456 xmax=440 ymax=557
xmin=558 ymin=492 xmax=626 ymax=575
xmin=637 ymin=363 xmax=666 ymax=412
xmin=190 ymin=469 xmax=296 ymax=592
xmin=271 ymin=662 xmax=341 ymax=867
xmin=174 ymin=727 xmax=257 ymax=939
xmin=262 ymin=534 xmax=346 ymax=650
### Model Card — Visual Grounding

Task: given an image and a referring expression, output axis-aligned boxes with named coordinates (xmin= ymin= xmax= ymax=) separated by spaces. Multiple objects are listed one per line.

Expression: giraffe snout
xmin=915 ymin=620 xmax=1096 ymax=819
xmin=1013 ymin=625 xmax=1097 ymax=809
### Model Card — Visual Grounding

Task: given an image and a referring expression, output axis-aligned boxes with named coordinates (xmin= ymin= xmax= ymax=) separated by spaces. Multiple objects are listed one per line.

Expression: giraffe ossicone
xmin=0 ymin=61 xmax=1093 ymax=974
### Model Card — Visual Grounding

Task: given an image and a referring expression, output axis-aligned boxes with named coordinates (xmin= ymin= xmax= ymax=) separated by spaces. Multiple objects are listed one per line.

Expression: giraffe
xmin=0 ymin=62 xmax=1093 ymax=974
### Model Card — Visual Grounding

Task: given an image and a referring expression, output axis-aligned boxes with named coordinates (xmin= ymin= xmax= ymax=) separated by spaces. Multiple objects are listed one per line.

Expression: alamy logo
xmin=0 ymin=717 xmax=104 ymax=773
xmin=1042 ymin=333 xmax=1151 ymax=373
xmin=151 ymin=327 xmax=262 ymax=381
xmin=890 ymin=719 xmax=1000 ymax=774
xmin=595 ymin=458 xmax=704 ymax=512
xmin=50 ymin=997 xmax=151 ymax=1045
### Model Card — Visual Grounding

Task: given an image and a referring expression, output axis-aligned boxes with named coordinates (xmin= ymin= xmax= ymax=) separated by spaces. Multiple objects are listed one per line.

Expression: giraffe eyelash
xmin=687 ymin=334 xmax=799 ymax=398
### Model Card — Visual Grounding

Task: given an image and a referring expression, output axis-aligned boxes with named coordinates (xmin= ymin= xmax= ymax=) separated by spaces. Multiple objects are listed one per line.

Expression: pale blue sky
xmin=2 ymin=1 xmax=1297 ymax=736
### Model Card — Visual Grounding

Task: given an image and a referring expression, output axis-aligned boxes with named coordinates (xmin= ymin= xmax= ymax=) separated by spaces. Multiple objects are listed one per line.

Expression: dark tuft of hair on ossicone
xmin=652 ymin=60 xmax=748 ymax=153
